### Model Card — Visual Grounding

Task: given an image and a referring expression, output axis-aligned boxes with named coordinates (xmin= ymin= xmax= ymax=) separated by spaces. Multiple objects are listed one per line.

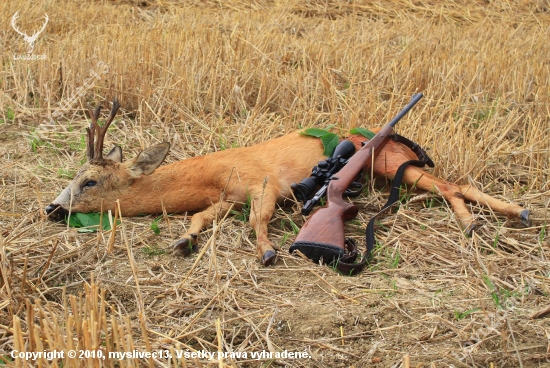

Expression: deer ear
xmin=124 ymin=142 xmax=170 ymax=178
xmin=105 ymin=146 xmax=123 ymax=163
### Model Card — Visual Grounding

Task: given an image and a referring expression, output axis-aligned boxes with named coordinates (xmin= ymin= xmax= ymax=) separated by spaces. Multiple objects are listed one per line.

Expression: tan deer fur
xmin=46 ymin=102 xmax=530 ymax=266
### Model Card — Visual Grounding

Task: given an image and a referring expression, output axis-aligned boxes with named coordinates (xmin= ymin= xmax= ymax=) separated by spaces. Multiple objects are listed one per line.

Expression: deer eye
xmin=84 ymin=180 xmax=97 ymax=188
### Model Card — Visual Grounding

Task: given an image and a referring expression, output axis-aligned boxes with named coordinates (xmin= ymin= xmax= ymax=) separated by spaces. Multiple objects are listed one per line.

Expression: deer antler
xmin=86 ymin=98 xmax=121 ymax=161
xmin=11 ymin=12 xmax=27 ymax=38
xmin=32 ymin=14 xmax=49 ymax=38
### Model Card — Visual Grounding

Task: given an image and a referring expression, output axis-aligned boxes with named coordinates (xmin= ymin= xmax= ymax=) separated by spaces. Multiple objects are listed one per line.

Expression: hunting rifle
xmin=290 ymin=92 xmax=429 ymax=275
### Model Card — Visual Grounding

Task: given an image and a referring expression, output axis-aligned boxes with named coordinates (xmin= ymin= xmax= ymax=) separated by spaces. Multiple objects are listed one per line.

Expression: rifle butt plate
xmin=289 ymin=241 xmax=345 ymax=265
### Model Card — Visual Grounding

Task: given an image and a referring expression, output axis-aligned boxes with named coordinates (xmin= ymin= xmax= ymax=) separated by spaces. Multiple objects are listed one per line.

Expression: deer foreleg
xmin=248 ymin=186 xmax=279 ymax=266
xmin=172 ymin=201 xmax=233 ymax=256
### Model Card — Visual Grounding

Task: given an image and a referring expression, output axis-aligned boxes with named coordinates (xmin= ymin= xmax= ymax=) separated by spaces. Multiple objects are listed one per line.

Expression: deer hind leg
xmin=248 ymin=185 xmax=280 ymax=266
xmin=401 ymin=167 xmax=479 ymax=234
xmin=172 ymin=201 xmax=233 ymax=256
xmin=396 ymin=166 xmax=529 ymax=235
xmin=459 ymin=185 xmax=530 ymax=226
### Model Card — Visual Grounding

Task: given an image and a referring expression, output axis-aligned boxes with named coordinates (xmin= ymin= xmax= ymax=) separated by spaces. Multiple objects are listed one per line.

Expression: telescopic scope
xmin=291 ymin=139 xmax=356 ymax=203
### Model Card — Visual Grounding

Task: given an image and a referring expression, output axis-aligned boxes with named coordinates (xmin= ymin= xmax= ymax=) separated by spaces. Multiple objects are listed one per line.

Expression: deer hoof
xmin=172 ymin=238 xmax=198 ymax=257
xmin=261 ymin=250 xmax=277 ymax=266
xmin=520 ymin=209 xmax=531 ymax=227
xmin=464 ymin=222 xmax=479 ymax=237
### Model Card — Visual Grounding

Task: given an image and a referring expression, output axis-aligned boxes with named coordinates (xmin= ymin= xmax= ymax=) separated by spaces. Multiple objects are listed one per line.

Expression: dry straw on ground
xmin=1 ymin=0 xmax=549 ymax=367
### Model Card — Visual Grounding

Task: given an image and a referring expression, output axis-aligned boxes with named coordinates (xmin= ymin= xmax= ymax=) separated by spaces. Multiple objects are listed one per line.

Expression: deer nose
xmin=45 ymin=204 xmax=57 ymax=214
xmin=45 ymin=204 xmax=68 ymax=221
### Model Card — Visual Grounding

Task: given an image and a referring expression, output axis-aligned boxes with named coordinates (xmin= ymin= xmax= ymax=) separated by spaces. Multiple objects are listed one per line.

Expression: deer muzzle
xmin=45 ymin=203 xmax=69 ymax=222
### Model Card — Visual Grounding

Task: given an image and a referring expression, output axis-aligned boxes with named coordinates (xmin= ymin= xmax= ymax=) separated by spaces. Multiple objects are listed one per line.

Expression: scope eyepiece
xmin=291 ymin=178 xmax=317 ymax=204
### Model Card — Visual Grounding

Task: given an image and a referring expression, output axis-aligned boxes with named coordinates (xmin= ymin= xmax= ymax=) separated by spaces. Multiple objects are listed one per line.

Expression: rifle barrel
xmin=389 ymin=92 xmax=423 ymax=128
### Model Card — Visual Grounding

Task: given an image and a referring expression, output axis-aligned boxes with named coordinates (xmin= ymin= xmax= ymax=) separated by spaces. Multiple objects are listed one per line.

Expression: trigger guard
xmin=344 ymin=182 xmax=363 ymax=197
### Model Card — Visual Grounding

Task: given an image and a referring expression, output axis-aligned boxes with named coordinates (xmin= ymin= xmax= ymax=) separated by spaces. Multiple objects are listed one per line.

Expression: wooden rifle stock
xmin=289 ymin=93 xmax=424 ymax=268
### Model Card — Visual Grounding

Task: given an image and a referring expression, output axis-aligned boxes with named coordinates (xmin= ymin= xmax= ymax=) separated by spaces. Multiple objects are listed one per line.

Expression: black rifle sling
xmin=334 ymin=134 xmax=434 ymax=275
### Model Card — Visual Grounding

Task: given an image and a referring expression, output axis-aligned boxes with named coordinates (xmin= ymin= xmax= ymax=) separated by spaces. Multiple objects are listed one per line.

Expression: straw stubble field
xmin=1 ymin=0 xmax=550 ymax=367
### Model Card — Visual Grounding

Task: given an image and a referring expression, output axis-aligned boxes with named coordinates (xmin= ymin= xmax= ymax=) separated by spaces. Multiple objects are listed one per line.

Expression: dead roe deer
xmin=45 ymin=99 xmax=530 ymax=265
